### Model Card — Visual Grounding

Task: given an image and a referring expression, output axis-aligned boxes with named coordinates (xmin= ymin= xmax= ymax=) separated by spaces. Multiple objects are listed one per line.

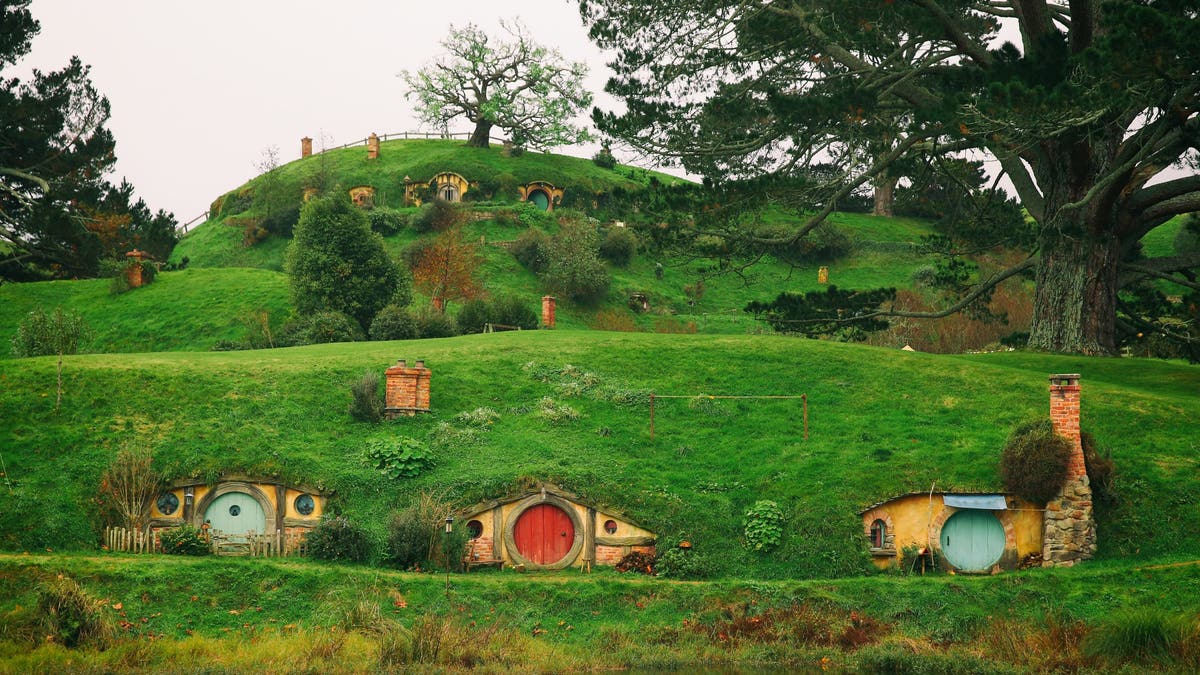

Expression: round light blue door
xmin=529 ymin=190 xmax=550 ymax=211
xmin=939 ymin=510 xmax=1004 ymax=571
xmin=204 ymin=492 xmax=266 ymax=538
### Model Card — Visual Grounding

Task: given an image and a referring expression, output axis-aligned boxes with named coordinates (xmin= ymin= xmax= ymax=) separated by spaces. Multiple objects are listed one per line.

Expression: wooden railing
xmin=103 ymin=526 xmax=159 ymax=553
xmin=103 ymin=526 xmax=306 ymax=557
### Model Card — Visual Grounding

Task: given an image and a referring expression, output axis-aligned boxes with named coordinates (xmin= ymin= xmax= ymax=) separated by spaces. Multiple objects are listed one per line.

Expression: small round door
xmin=513 ymin=504 xmax=575 ymax=565
xmin=204 ymin=492 xmax=266 ymax=538
xmin=939 ymin=510 xmax=1005 ymax=571
xmin=528 ymin=189 xmax=550 ymax=211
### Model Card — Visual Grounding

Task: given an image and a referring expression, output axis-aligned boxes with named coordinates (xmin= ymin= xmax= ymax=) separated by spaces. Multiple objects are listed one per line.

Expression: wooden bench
xmin=464 ymin=557 xmax=504 ymax=572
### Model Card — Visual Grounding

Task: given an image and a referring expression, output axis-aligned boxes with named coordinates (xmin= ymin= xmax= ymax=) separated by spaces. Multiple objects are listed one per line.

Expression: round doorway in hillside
xmin=512 ymin=503 xmax=575 ymax=565
xmin=528 ymin=189 xmax=550 ymax=211
xmin=204 ymin=491 xmax=266 ymax=538
xmin=939 ymin=510 xmax=1004 ymax=571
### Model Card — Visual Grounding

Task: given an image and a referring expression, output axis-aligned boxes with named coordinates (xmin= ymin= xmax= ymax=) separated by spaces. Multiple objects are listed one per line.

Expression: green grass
xmin=2 ymin=331 xmax=1197 ymax=580
xmin=0 ymin=268 xmax=292 ymax=357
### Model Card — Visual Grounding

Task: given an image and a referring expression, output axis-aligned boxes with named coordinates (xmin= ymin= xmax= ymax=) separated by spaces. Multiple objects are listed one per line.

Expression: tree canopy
xmin=402 ymin=21 xmax=593 ymax=150
xmin=580 ymin=0 xmax=1200 ymax=355
xmin=285 ymin=194 xmax=408 ymax=330
xmin=0 ymin=1 xmax=175 ymax=281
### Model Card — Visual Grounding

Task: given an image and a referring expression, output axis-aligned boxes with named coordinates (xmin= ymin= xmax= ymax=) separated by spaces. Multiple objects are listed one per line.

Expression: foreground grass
xmin=2 ymin=331 xmax=1198 ymax=579
xmin=2 ymin=553 xmax=1199 ymax=672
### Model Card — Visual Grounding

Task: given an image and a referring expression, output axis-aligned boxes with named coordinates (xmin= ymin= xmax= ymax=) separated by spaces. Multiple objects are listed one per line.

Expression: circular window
xmin=604 ymin=519 xmax=618 ymax=535
xmin=467 ymin=520 xmax=483 ymax=539
xmin=156 ymin=492 xmax=179 ymax=516
xmin=229 ymin=504 xmax=241 ymax=517
xmin=294 ymin=493 xmax=315 ymax=516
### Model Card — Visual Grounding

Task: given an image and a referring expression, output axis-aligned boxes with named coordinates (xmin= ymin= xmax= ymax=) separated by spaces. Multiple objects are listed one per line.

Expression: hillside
xmin=2 ymin=331 xmax=1197 ymax=580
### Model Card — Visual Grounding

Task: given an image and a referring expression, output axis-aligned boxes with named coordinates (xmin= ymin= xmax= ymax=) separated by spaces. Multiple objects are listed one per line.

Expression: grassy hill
xmin=2 ymin=331 xmax=1197 ymax=580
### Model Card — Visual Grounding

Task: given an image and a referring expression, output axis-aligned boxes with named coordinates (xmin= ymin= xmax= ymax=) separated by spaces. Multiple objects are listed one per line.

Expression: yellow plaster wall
xmin=466 ymin=499 xmax=650 ymax=567
xmin=863 ymin=494 xmax=1044 ymax=571
xmin=153 ymin=483 xmax=325 ymax=523
xmin=595 ymin=510 xmax=654 ymax=539
xmin=283 ymin=488 xmax=324 ymax=521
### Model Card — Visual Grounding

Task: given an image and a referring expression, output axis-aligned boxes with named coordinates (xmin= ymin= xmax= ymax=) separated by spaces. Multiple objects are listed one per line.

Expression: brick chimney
xmin=542 ymin=296 xmax=556 ymax=329
xmin=125 ymin=249 xmax=148 ymax=288
xmin=367 ymin=133 xmax=380 ymax=160
xmin=1042 ymin=374 xmax=1096 ymax=567
xmin=384 ymin=359 xmax=431 ymax=418
xmin=301 ymin=137 xmax=313 ymax=158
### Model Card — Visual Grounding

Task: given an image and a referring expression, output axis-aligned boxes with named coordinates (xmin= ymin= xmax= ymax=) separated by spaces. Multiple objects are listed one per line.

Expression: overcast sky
xmin=19 ymin=1 xmax=621 ymax=224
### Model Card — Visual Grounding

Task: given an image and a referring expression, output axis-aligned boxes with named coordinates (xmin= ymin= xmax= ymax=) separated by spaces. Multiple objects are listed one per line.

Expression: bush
xmin=544 ymin=222 xmax=610 ymax=305
xmin=369 ymin=208 xmax=407 ymax=235
xmin=510 ymin=228 xmax=550 ymax=273
xmin=743 ymin=500 xmax=784 ymax=552
xmin=306 ymin=515 xmax=373 ymax=563
xmin=282 ymin=310 xmax=364 ymax=346
xmin=261 ymin=203 xmax=301 ymax=237
xmin=455 ymin=296 xmax=539 ymax=334
xmin=412 ymin=307 xmax=458 ymax=338
xmin=1081 ymin=431 xmax=1118 ymax=507
xmin=36 ymin=576 xmax=116 ymax=648
xmin=219 ymin=188 xmax=253 ymax=217
xmin=599 ymin=227 xmax=638 ymax=267
xmin=455 ymin=299 xmax=492 ymax=335
xmin=592 ymin=143 xmax=617 ymax=169
xmin=654 ymin=546 xmax=715 ymax=579
xmin=1173 ymin=214 xmax=1200 ymax=255
xmin=386 ymin=491 xmax=459 ymax=570
xmin=763 ymin=221 xmax=854 ymax=264
xmin=412 ymin=199 xmax=463 ymax=233
xmin=99 ymin=446 xmax=161 ymax=530
xmin=160 ymin=524 xmax=212 ymax=556
xmin=349 ymin=371 xmax=384 ymax=423
xmin=370 ymin=304 xmax=420 ymax=341
xmin=999 ymin=419 xmax=1072 ymax=504
xmin=363 ymin=437 xmax=434 ymax=479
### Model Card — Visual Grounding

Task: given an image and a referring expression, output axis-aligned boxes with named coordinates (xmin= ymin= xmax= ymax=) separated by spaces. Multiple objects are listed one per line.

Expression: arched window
xmin=870 ymin=519 xmax=887 ymax=548
xmin=439 ymin=183 xmax=460 ymax=202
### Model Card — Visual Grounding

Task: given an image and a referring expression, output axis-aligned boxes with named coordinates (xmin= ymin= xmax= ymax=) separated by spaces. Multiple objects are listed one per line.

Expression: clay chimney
xmin=1042 ymin=373 xmax=1096 ymax=567
xmin=542 ymin=296 xmax=556 ymax=329
xmin=301 ymin=137 xmax=313 ymax=158
xmin=124 ymin=249 xmax=149 ymax=288
xmin=384 ymin=359 xmax=431 ymax=418
xmin=367 ymin=133 xmax=380 ymax=160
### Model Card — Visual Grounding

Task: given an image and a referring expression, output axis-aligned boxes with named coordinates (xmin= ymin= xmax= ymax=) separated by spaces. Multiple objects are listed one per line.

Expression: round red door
xmin=513 ymin=504 xmax=575 ymax=565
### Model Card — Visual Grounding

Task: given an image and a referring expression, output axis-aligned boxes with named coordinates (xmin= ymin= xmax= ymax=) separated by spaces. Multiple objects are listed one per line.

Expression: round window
xmin=229 ymin=504 xmax=241 ymax=517
xmin=156 ymin=492 xmax=179 ymax=516
xmin=294 ymin=493 xmax=315 ymax=516
xmin=467 ymin=520 xmax=483 ymax=539
xmin=604 ymin=519 xmax=618 ymax=535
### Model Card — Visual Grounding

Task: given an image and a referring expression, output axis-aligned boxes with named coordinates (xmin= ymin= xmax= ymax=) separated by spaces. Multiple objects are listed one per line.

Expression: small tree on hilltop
xmin=286 ymin=194 xmax=409 ymax=330
xmin=11 ymin=306 xmax=92 ymax=412
xmin=402 ymin=21 xmax=592 ymax=149
xmin=412 ymin=228 xmax=483 ymax=313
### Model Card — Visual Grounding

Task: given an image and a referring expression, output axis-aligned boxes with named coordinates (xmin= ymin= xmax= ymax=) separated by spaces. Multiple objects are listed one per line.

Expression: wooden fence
xmin=103 ymin=526 xmax=307 ymax=557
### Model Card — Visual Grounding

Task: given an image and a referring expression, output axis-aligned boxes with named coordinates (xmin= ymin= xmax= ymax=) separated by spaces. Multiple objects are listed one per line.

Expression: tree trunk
xmin=872 ymin=175 xmax=897 ymax=217
xmin=1027 ymin=228 xmax=1119 ymax=355
xmin=468 ymin=120 xmax=493 ymax=148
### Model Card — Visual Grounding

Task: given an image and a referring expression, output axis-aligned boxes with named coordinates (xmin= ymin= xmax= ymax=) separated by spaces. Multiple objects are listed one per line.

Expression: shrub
xmin=98 ymin=446 xmax=161 ymax=530
xmin=509 ymin=228 xmax=550 ymax=273
xmin=412 ymin=307 xmax=458 ymax=338
xmin=369 ymin=208 xmax=407 ymax=235
xmin=36 ymin=576 xmax=116 ymax=648
xmin=387 ymin=491 xmax=459 ymax=570
xmin=589 ymin=308 xmax=639 ymax=332
xmin=456 ymin=296 xmax=539 ymax=334
xmin=363 ymin=437 xmax=434 ymax=479
xmin=911 ymin=264 xmax=938 ymax=286
xmin=592 ymin=143 xmax=617 ymax=169
xmin=412 ymin=198 xmax=463 ymax=233
xmin=455 ymin=298 xmax=492 ymax=335
xmin=219 ymin=188 xmax=253 ymax=216
xmin=743 ymin=500 xmax=784 ymax=552
xmin=654 ymin=546 xmax=716 ymax=579
xmin=160 ymin=523 xmax=212 ymax=556
xmin=369 ymin=304 xmax=420 ymax=341
xmin=349 ymin=371 xmax=384 ymax=423
xmin=599 ymin=227 xmax=638 ymax=266
xmin=306 ymin=515 xmax=373 ymax=563
xmin=261 ymin=203 xmax=301 ymax=237
xmin=1081 ymin=431 xmax=1118 ymax=507
xmin=1000 ymin=419 xmax=1072 ymax=504
xmin=282 ymin=310 xmax=365 ymax=345
xmin=544 ymin=222 xmax=610 ymax=304
xmin=765 ymin=221 xmax=854 ymax=264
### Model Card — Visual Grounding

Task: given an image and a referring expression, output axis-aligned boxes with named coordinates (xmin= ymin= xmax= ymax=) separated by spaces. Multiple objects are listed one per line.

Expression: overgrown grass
xmin=1 ymin=331 xmax=1197 ymax=579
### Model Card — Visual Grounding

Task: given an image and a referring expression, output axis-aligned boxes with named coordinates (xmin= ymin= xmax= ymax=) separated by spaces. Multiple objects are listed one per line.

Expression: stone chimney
xmin=367 ymin=133 xmax=380 ymax=160
xmin=301 ymin=137 xmax=313 ymax=158
xmin=384 ymin=359 xmax=431 ymax=418
xmin=125 ymin=249 xmax=149 ymax=288
xmin=542 ymin=296 xmax=556 ymax=329
xmin=1042 ymin=374 xmax=1096 ymax=567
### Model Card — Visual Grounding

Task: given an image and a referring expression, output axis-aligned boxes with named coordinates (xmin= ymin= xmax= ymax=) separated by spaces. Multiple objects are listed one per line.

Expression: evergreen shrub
xmin=412 ymin=199 xmax=462 ymax=233
xmin=599 ymin=227 xmax=638 ymax=267
xmin=369 ymin=208 xmax=407 ymax=235
xmin=1000 ymin=418 xmax=1072 ymax=504
xmin=306 ymin=515 xmax=373 ymax=563
xmin=412 ymin=308 xmax=458 ymax=338
xmin=510 ymin=229 xmax=550 ymax=273
xmin=369 ymin=304 xmax=420 ymax=341
xmin=160 ymin=524 xmax=212 ymax=556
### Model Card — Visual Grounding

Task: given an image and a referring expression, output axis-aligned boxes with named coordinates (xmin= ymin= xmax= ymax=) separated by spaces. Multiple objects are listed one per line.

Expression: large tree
xmin=402 ymin=21 xmax=593 ymax=150
xmin=580 ymin=0 xmax=1200 ymax=354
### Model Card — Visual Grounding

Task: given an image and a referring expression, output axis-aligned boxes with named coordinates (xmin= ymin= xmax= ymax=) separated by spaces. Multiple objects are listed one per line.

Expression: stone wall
xmin=1042 ymin=374 xmax=1097 ymax=566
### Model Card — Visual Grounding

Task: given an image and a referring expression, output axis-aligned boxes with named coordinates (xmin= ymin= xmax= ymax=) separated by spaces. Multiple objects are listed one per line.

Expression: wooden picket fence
xmin=104 ymin=526 xmax=160 ymax=553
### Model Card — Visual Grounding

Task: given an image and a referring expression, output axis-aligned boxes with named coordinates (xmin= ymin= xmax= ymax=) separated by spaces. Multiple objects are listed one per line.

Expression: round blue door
xmin=529 ymin=190 xmax=550 ymax=211
xmin=204 ymin=492 xmax=266 ymax=538
xmin=939 ymin=510 xmax=1004 ymax=571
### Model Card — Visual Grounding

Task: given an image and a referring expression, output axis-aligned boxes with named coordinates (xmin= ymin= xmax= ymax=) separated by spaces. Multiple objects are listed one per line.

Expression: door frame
xmin=502 ymin=493 xmax=584 ymax=570
xmin=933 ymin=507 xmax=1013 ymax=572
xmin=193 ymin=482 xmax=278 ymax=534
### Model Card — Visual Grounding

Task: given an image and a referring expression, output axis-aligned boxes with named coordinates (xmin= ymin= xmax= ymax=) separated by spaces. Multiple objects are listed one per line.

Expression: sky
xmin=18 ymin=1 xmax=623 ymax=225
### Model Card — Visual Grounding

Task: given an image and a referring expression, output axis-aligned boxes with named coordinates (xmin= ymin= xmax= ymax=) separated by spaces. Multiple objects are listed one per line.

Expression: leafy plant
xmin=35 ymin=576 xmax=116 ymax=648
xmin=743 ymin=500 xmax=784 ymax=552
xmin=535 ymin=397 xmax=580 ymax=425
xmin=411 ymin=199 xmax=463 ymax=233
xmin=544 ymin=221 xmax=610 ymax=305
xmin=369 ymin=208 xmax=407 ymax=236
xmin=509 ymin=228 xmax=550 ymax=273
xmin=599 ymin=227 xmax=638 ymax=266
xmin=369 ymin=304 xmax=420 ymax=341
xmin=349 ymin=371 xmax=384 ymax=423
xmin=98 ymin=445 xmax=161 ymax=530
xmin=305 ymin=515 xmax=373 ymax=563
xmin=159 ymin=523 xmax=211 ymax=556
xmin=363 ymin=438 xmax=434 ymax=479
xmin=1000 ymin=419 xmax=1072 ymax=504
xmin=281 ymin=310 xmax=365 ymax=346
xmin=654 ymin=545 xmax=716 ymax=579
